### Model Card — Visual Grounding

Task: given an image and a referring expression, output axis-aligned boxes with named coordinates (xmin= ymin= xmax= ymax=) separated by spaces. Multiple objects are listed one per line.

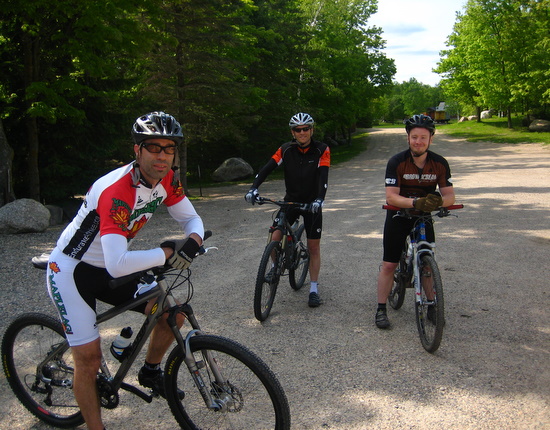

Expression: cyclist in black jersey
xmin=375 ymin=114 xmax=455 ymax=329
xmin=245 ymin=113 xmax=330 ymax=308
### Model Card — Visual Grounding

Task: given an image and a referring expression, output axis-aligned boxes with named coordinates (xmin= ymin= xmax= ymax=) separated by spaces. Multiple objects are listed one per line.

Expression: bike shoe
xmin=138 ymin=367 xmax=185 ymax=400
xmin=308 ymin=292 xmax=322 ymax=308
xmin=375 ymin=309 xmax=391 ymax=329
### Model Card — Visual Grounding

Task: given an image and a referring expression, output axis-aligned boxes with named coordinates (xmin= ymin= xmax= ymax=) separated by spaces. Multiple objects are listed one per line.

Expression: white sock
xmin=310 ymin=281 xmax=318 ymax=294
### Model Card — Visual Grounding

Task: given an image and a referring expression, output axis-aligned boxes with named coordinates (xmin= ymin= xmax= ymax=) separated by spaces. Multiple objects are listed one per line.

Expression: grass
xmin=436 ymin=117 xmax=550 ymax=144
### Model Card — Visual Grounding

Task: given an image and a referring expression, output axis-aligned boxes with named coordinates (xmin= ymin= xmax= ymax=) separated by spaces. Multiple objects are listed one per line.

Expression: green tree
xmin=299 ymin=0 xmax=395 ymax=140
xmin=436 ymin=0 xmax=550 ymax=126
xmin=0 ymin=0 xmax=157 ymax=202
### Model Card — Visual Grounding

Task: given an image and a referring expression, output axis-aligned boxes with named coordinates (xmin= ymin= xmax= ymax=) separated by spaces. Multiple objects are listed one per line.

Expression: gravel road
xmin=1 ymin=127 xmax=549 ymax=429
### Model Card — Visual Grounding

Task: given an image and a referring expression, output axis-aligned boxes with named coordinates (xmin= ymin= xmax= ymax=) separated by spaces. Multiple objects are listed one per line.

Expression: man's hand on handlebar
xmin=245 ymin=188 xmax=260 ymax=205
xmin=413 ymin=193 xmax=443 ymax=212
xmin=161 ymin=237 xmax=200 ymax=270
xmin=310 ymin=198 xmax=323 ymax=214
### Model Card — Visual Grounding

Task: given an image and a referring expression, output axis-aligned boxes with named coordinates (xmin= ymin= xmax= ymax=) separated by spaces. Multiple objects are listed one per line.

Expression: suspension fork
xmin=167 ymin=303 xmax=227 ymax=410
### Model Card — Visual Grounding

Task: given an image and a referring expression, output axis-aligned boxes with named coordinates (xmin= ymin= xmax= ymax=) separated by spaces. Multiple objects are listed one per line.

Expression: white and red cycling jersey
xmin=56 ymin=162 xmax=204 ymax=277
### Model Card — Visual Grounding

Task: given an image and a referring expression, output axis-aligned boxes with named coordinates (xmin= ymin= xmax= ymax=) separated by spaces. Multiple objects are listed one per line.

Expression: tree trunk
xmin=476 ymin=106 xmax=482 ymax=122
xmin=23 ymin=31 xmax=41 ymax=201
xmin=507 ymin=107 xmax=512 ymax=129
xmin=0 ymin=119 xmax=16 ymax=207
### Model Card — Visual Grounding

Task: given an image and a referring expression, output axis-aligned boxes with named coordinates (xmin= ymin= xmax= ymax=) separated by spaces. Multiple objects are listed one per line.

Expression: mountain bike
xmin=383 ymin=204 xmax=463 ymax=353
xmin=253 ymin=197 xmax=310 ymax=321
xmin=1 ymin=232 xmax=291 ymax=429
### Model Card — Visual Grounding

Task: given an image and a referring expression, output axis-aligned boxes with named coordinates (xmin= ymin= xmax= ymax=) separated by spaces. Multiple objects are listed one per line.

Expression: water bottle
xmin=110 ymin=327 xmax=133 ymax=362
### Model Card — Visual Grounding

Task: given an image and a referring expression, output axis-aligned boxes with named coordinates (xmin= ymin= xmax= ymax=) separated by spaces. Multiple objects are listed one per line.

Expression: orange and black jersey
xmin=385 ymin=149 xmax=453 ymax=198
xmin=253 ymin=139 xmax=330 ymax=203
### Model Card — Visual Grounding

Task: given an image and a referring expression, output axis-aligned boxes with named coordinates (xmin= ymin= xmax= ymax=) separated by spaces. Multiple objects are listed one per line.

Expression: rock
xmin=481 ymin=110 xmax=492 ymax=119
xmin=45 ymin=204 xmax=64 ymax=226
xmin=212 ymin=157 xmax=254 ymax=182
xmin=468 ymin=115 xmax=478 ymax=121
xmin=528 ymin=119 xmax=550 ymax=132
xmin=459 ymin=116 xmax=468 ymax=122
xmin=0 ymin=198 xmax=51 ymax=233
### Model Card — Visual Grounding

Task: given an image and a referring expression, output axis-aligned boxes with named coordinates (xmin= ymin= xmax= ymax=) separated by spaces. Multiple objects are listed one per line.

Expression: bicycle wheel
xmin=165 ymin=334 xmax=291 ymax=430
xmin=289 ymin=224 xmax=309 ymax=291
xmin=389 ymin=251 xmax=408 ymax=310
xmin=415 ymin=254 xmax=445 ymax=353
xmin=1 ymin=312 xmax=84 ymax=428
xmin=254 ymin=240 xmax=283 ymax=321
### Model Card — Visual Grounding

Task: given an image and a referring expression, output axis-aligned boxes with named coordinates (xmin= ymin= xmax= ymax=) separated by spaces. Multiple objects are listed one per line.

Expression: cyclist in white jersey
xmin=46 ymin=112 xmax=204 ymax=430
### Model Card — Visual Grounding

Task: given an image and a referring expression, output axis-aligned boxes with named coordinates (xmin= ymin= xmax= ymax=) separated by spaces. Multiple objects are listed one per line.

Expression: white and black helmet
xmin=289 ymin=112 xmax=314 ymax=128
xmin=132 ymin=111 xmax=183 ymax=145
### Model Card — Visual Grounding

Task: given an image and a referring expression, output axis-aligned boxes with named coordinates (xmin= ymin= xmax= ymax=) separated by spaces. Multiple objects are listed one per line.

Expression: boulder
xmin=468 ymin=115 xmax=478 ymax=121
xmin=45 ymin=204 xmax=64 ymax=226
xmin=212 ymin=157 xmax=254 ymax=182
xmin=481 ymin=110 xmax=492 ymax=119
xmin=459 ymin=116 xmax=468 ymax=123
xmin=529 ymin=119 xmax=550 ymax=132
xmin=0 ymin=198 xmax=51 ymax=234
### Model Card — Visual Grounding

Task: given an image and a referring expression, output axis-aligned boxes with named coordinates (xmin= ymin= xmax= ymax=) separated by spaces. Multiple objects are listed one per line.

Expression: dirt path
xmin=1 ymin=128 xmax=549 ymax=429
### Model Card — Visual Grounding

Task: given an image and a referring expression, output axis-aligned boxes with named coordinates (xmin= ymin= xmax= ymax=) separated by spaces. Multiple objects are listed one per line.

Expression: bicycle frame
xmin=259 ymin=197 xmax=308 ymax=268
xmin=36 ymin=251 xmax=230 ymax=411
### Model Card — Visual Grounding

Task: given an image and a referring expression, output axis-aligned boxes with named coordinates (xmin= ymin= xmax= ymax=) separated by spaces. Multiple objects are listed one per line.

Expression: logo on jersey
xmin=127 ymin=215 xmax=148 ymax=240
xmin=386 ymin=178 xmax=397 ymax=185
xmin=173 ymin=180 xmax=183 ymax=197
xmin=110 ymin=198 xmax=132 ymax=232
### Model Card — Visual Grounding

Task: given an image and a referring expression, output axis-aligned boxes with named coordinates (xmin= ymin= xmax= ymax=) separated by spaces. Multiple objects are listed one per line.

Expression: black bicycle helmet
xmin=132 ymin=111 xmax=184 ymax=145
xmin=405 ymin=114 xmax=435 ymax=135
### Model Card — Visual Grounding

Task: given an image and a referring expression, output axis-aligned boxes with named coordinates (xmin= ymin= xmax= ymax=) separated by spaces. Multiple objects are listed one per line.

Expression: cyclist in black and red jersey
xmin=375 ymin=114 xmax=455 ymax=329
xmin=245 ymin=113 xmax=330 ymax=308
xmin=46 ymin=112 xmax=204 ymax=430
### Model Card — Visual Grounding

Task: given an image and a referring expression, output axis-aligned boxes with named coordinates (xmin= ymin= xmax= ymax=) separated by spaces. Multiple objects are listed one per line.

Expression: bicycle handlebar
xmin=382 ymin=204 xmax=464 ymax=218
xmin=256 ymin=196 xmax=310 ymax=211
xmin=108 ymin=230 xmax=214 ymax=289
xmin=382 ymin=204 xmax=464 ymax=211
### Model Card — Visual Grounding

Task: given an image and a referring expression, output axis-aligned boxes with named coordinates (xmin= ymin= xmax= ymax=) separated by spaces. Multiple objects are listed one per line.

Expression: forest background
xmin=0 ymin=0 xmax=548 ymax=205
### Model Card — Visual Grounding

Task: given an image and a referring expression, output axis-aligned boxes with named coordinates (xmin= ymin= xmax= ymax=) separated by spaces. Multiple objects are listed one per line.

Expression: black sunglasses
xmin=292 ymin=126 xmax=312 ymax=133
xmin=142 ymin=143 xmax=177 ymax=155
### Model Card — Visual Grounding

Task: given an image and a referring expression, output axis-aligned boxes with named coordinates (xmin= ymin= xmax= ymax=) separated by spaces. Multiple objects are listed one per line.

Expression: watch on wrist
xmin=412 ymin=197 xmax=418 ymax=208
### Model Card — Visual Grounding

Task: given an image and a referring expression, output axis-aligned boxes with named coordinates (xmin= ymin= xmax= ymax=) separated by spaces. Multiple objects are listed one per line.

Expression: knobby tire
xmin=389 ymin=251 xmax=408 ymax=310
xmin=289 ymin=224 xmax=309 ymax=291
xmin=165 ymin=334 xmax=291 ymax=430
xmin=1 ymin=312 xmax=84 ymax=428
xmin=415 ymin=254 xmax=445 ymax=352
xmin=254 ymin=241 xmax=282 ymax=321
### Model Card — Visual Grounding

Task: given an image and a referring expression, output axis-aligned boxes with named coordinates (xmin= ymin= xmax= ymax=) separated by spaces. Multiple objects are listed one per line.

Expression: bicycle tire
xmin=415 ymin=254 xmax=445 ymax=352
xmin=289 ymin=224 xmax=309 ymax=291
xmin=389 ymin=251 xmax=408 ymax=310
xmin=1 ymin=312 xmax=84 ymax=428
xmin=254 ymin=240 xmax=282 ymax=321
xmin=165 ymin=334 xmax=291 ymax=430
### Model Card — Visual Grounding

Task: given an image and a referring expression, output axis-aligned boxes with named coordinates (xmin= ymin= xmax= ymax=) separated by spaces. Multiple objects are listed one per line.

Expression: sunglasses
xmin=142 ymin=143 xmax=177 ymax=155
xmin=292 ymin=126 xmax=312 ymax=133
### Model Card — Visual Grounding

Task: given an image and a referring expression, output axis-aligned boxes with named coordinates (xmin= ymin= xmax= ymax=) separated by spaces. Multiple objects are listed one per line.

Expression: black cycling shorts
xmin=272 ymin=207 xmax=323 ymax=240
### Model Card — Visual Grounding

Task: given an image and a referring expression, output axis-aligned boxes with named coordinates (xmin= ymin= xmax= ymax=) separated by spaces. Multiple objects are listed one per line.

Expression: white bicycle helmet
xmin=132 ymin=111 xmax=184 ymax=145
xmin=289 ymin=112 xmax=314 ymax=128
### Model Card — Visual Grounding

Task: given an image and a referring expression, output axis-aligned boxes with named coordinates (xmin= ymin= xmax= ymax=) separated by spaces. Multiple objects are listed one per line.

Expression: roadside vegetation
xmin=372 ymin=117 xmax=550 ymax=145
